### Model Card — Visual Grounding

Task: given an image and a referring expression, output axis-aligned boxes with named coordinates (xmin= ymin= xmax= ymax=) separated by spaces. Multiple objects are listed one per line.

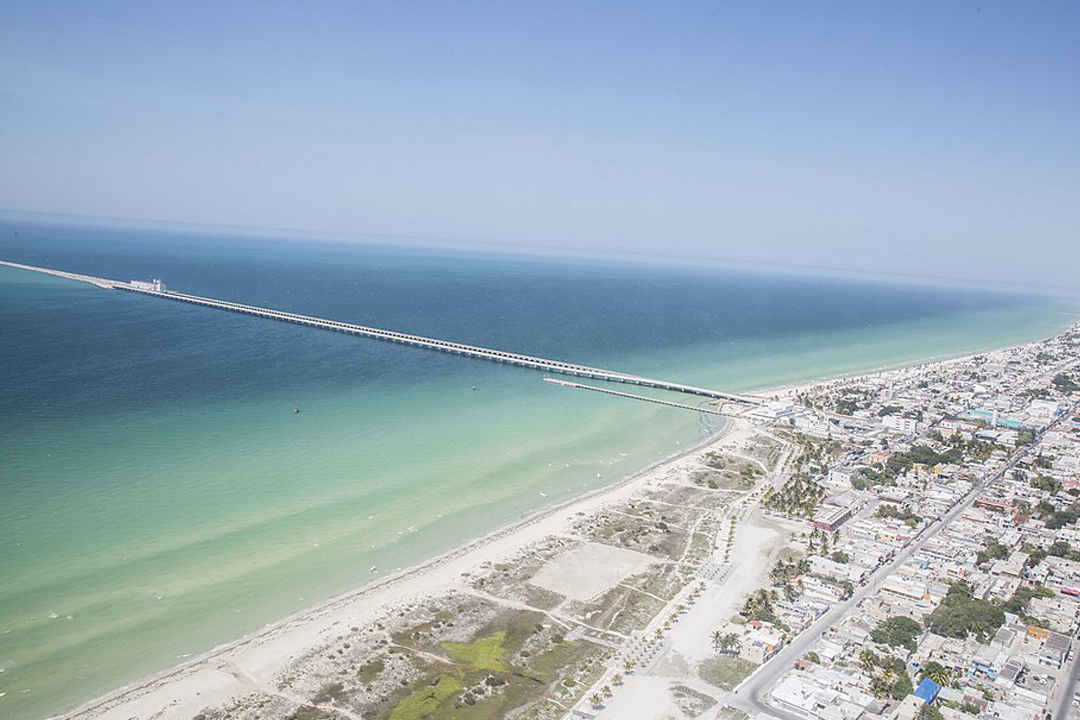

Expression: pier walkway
xmin=542 ymin=378 xmax=738 ymax=416
xmin=1 ymin=259 xmax=119 ymax=289
xmin=1 ymin=260 xmax=762 ymax=405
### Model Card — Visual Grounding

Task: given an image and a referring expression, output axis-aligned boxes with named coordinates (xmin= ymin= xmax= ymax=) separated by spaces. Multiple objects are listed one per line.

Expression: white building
xmin=827 ymin=467 xmax=854 ymax=487
xmin=750 ymin=398 xmax=796 ymax=420
xmin=882 ymin=415 xmax=917 ymax=435
xmin=770 ymin=677 xmax=865 ymax=720
xmin=130 ymin=278 xmax=167 ymax=292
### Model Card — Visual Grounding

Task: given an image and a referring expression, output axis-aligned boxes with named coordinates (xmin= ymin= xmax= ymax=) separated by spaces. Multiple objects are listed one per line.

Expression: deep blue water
xmin=0 ymin=220 xmax=1033 ymax=418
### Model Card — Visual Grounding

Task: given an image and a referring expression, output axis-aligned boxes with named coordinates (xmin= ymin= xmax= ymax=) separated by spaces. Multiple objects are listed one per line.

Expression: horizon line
xmin=1 ymin=207 xmax=1076 ymax=299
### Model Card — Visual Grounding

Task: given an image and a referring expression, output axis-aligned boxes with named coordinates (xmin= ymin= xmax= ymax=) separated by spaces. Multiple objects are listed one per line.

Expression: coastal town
xmin=70 ymin=323 xmax=1079 ymax=720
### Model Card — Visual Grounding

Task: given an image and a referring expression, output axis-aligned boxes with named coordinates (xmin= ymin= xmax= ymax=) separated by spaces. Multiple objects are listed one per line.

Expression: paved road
xmin=1045 ymin=398 xmax=1080 ymax=720
xmin=727 ymin=400 xmax=1079 ymax=719
xmin=1053 ymin=628 xmax=1080 ymax=720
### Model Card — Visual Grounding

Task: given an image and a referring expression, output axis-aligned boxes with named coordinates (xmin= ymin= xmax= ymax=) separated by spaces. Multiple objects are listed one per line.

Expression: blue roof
xmin=913 ymin=679 xmax=942 ymax=702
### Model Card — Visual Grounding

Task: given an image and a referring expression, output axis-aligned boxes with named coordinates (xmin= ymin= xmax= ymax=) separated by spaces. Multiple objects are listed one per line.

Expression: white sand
xmin=530 ymin=542 xmax=656 ymax=602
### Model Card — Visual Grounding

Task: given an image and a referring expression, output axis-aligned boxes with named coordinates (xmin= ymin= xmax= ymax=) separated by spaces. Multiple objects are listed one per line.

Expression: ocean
xmin=0 ymin=220 xmax=1075 ymax=720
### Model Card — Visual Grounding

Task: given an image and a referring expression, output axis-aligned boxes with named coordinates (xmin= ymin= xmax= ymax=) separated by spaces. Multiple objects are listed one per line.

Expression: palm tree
xmin=590 ymin=693 xmax=604 ymax=709
xmin=859 ymin=649 xmax=878 ymax=673
xmin=602 ymin=685 xmax=613 ymax=698
xmin=919 ymin=661 xmax=950 ymax=686
xmin=711 ymin=630 xmax=724 ymax=651
xmin=612 ymin=673 xmax=624 ymax=686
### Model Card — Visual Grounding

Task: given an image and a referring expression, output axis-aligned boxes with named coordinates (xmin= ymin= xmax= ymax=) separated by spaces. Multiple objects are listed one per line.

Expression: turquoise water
xmin=0 ymin=221 xmax=1075 ymax=719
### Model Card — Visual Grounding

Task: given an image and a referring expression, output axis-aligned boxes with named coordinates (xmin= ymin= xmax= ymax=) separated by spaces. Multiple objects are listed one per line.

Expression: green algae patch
xmin=388 ymin=674 xmax=463 ymax=720
xmin=442 ymin=631 xmax=508 ymax=672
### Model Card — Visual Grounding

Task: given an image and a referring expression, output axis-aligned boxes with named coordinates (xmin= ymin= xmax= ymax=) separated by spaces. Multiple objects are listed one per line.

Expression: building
xmin=912 ymin=679 xmax=941 ymax=703
xmin=750 ymin=399 xmax=796 ymax=421
xmin=1036 ymin=631 xmax=1072 ymax=668
xmin=880 ymin=575 xmax=928 ymax=603
xmin=812 ymin=503 xmax=855 ymax=532
xmin=740 ymin=621 xmax=785 ymax=663
xmin=974 ymin=496 xmax=1013 ymax=514
xmin=828 ymin=467 xmax=854 ymax=487
xmin=771 ymin=677 xmax=820 ymax=719
xmin=894 ymin=695 xmax=924 ymax=720
xmin=883 ymin=415 xmax=917 ymax=435
xmin=130 ymin=278 xmax=167 ymax=292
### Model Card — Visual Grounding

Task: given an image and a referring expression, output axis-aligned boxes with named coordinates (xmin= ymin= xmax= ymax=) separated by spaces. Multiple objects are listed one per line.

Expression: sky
xmin=1 ymin=1 xmax=1078 ymax=288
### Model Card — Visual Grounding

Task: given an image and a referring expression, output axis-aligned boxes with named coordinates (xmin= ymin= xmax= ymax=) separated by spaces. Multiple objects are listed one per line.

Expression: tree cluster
xmin=762 ymin=475 xmax=825 ymax=518
xmin=1048 ymin=540 xmax=1080 ymax=562
xmin=740 ymin=588 xmax=781 ymax=626
xmin=711 ymin=630 xmax=741 ymax=655
xmin=1030 ymin=474 xmax=1062 ymax=493
xmin=875 ymin=503 xmax=922 ymax=527
xmin=976 ymin=540 xmax=1010 ymax=566
xmin=870 ymin=616 xmax=922 ymax=653
xmin=1036 ymin=500 xmax=1080 ymax=529
xmin=1052 ymin=373 xmax=1079 ymax=393
xmin=926 ymin=582 xmax=1005 ymax=642
xmin=860 ymin=650 xmax=913 ymax=700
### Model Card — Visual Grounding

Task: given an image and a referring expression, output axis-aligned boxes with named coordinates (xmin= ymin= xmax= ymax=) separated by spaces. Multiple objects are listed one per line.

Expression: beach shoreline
xmin=52 ymin=330 xmax=1067 ymax=720
xmin=59 ymin=420 xmax=743 ymax=720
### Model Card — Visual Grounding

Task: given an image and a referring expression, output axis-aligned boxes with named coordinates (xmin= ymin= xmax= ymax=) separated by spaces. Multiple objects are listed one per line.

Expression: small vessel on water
xmin=292 ymin=406 xmax=300 ymax=414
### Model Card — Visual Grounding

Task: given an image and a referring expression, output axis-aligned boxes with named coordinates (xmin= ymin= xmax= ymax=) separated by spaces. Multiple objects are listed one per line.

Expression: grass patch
xmin=358 ymin=658 xmax=385 ymax=683
xmin=775 ymin=547 xmax=802 ymax=563
xmin=393 ymin=620 xmax=438 ymax=648
xmin=384 ymin=611 xmax=590 ymax=720
xmin=389 ymin=673 xmax=463 ymax=720
xmin=699 ymin=656 xmax=759 ymax=690
xmin=311 ymin=682 xmax=344 ymax=704
xmin=716 ymin=705 xmax=750 ymax=720
xmin=691 ymin=468 xmax=755 ymax=491
xmin=442 ymin=631 xmax=508 ymax=672
xmin=686 ymin=531 xmax=714 ymax=563
xmin=522 ymin=638 xmax=590 ymax=682
xmin=286 ymin=708 xmax=334 ymax=720
xmin=671 ymin=684 xmax=718 ymax=716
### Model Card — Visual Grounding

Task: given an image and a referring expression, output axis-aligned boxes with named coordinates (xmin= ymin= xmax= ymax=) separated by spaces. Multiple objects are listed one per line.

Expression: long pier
xmin=1 ymin=260 xmax=762 ymax=406
xmin=542 ymin=378 xmax=738 ymax=416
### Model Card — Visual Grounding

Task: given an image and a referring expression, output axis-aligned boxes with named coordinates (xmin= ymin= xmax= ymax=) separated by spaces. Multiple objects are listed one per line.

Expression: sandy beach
xmin=60 ymin=419 xmax=759 ymax=720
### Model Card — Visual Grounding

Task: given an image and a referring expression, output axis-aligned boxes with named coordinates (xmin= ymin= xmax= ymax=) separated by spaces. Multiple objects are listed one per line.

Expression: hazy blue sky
xmin=1 ymin=2 xmax=1077 ymax=287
